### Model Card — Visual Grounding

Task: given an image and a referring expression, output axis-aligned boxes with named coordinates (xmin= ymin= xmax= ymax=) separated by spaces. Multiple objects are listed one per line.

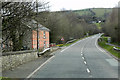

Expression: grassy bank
xmin=0 ymin=77 xmax=11 ymax=80
xmin=57 ymin=35 xmax=94 ymax=47
xmin=57 ymin=39 xmax=79 ymax=47
xmin=98 ymin=37 xmax=120 ymax=59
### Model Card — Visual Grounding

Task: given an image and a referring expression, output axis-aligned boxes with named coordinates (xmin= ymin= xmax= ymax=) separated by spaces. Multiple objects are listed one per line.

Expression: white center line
xmin=87 ymin=68 xmax=91 ymax=73
xmin=84 ymin=61 xmax=87 ymax=64
xmin=81 ymin=47 xmax=84 ymax=53
xmin=82 ymin=57 xmax=85 ymax=60
xmin=27 ymin=55 xmax=55 ymax=78
xmin=81 ymin=54 xmax=83 ymax=56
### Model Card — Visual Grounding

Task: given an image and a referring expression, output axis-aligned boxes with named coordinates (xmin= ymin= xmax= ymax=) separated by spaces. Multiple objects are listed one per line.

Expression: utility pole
xmin=36 ymin=0 xmax=39 ymax=56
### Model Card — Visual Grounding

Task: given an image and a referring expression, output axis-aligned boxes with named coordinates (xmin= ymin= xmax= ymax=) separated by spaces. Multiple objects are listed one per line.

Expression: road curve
xmin=30 ymin=34 xmax=119 ymax=78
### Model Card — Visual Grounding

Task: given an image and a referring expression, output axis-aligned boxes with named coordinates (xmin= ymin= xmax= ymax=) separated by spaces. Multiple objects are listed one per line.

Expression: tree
xmin=2 ymin=1 xmax=49 ymax=51
xmin=103 ymin=8 xmax=120 ymax=43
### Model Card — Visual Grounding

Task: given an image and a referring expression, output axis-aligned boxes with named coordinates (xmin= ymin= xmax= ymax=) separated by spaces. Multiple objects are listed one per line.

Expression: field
xmin=73 ymin=8 xmax=112 ymax=19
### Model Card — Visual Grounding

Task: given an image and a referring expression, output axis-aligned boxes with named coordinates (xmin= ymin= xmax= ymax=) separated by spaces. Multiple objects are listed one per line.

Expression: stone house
xmin=22 ymin=20 xmax=50 ymax=50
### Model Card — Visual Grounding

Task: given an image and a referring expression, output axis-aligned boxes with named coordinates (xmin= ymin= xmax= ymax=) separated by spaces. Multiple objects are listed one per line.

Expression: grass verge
xmin=98 ymin=38 xmax=120 ymax=59
xmin=0 ymin=77 xmax=11 ymax=80
xmin=57 ymin=39 xmax=79 ymax=47
xmin=62 ymin=39 xmax=79 ymax=47
xmin=57 ymin=35 xmax=94 ymax=47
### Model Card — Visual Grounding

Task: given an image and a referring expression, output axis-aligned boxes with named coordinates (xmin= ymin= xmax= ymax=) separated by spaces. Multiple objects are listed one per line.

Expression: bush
xmin=56 ymin=44 xmax=64 ymax=47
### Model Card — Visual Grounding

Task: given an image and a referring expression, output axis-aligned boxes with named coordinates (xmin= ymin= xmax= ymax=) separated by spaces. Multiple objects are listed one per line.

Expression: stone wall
xmin=2 ymin=50 xmax=38 ymax=71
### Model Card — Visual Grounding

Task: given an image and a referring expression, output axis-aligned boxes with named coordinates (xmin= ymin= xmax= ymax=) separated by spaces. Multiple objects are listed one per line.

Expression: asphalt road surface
xmin=29 ymin=34 xmax=119 ymax=78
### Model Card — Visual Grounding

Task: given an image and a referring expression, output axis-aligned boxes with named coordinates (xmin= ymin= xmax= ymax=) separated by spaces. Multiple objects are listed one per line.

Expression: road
xmin=29 ymin=34 xmax=119 ymax=78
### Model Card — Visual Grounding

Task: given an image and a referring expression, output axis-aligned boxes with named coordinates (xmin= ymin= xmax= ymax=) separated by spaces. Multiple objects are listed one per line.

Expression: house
xmin=22 ymin=20 xmax=50 ymax=50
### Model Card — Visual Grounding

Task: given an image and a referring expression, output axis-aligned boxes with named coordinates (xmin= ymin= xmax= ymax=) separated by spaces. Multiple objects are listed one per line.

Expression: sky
xmin=41 ymin=0 xmax=120 ymax=11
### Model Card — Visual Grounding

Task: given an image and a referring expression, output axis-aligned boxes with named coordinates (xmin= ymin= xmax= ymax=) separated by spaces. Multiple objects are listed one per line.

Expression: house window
xmin=44 ymin=41 xmax=46 ymax=49
xmin=43 ymin=31 xmax=46 ymax=39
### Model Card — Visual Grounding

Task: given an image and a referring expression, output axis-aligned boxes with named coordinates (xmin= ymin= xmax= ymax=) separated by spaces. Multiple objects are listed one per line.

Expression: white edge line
xmin=61 ymin=40 xmax=80 ymax=52
xmin=61 ymin=37 xmax=90 ymax=53
xmin=27 ymin=55 xmax=55 ymax=78
xmin=61 ymin=46 xmax=70 ymax=52
xmin=87 ymin=68 xmax=90 ymax=73
xmin=61 ymin=36 xmax=91 ymax=53
xmin=95 ymin=38 xmax=105 ymax=53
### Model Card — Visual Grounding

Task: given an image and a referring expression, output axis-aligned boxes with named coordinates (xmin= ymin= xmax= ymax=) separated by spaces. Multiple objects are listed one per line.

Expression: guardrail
xmin=113 ymin=47 xmax=120 ymax=51
xmin=66 ymin=39 xmax=76 ymax=44
xmin=38 ymin=48 xmax=50 ymax=55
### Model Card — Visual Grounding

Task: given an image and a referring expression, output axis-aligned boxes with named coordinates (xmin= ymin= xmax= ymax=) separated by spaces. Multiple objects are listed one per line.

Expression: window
xmin=43 ymin=31 xmax=46 ymax=39
xmin=44 ymin=41 xmax=46 ymax=49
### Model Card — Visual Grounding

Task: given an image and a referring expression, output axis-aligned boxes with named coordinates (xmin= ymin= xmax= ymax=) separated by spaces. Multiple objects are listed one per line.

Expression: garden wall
xmin=2 ymin=50 xmax=38 ymax=71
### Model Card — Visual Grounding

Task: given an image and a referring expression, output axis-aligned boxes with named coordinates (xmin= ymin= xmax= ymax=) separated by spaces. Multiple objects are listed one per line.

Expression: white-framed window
xmin=44 ymin=41 xmax=46 ymax=49
xmin=43 ymin=31 xmax=46 ymax=39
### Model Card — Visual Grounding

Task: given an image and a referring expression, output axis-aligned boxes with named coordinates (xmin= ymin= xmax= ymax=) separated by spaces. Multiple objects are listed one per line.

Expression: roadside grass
xmin=57 ymin=39 xmax=79 ymax=47
xmin=110 ymin=42 xmax=120 ymax=47
xmin=57 ymin=35 xmax=93 ymax=47
xmin=62 ymin=39 xmax=79 ymax=47
xmin=0 ymin=77 xmax=11 ymax=80
xmin=116 ymin=47 xmax=120 ymax=50
xmin=98 ymin=37 xmax=120 ymax=59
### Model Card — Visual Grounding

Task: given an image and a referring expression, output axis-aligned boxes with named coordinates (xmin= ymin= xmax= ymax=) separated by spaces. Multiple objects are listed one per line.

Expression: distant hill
xmin=72 ymin=8 xmax=112 ymax=19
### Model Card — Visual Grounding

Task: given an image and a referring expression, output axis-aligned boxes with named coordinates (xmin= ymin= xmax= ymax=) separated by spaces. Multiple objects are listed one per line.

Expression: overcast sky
xmin=42 ymin=0 xmax=119 ymax=11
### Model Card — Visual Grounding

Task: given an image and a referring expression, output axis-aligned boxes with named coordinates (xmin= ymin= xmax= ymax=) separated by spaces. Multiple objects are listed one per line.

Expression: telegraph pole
xmin=36 ymin=0 xmax=39 ymax=56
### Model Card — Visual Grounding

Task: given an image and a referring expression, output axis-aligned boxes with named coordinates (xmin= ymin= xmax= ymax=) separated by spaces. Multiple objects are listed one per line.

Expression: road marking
xmin=81 ymin=54 xmax=83 ymax=56
xmin=95 ymin=38 xmax=105 ymax=53
xmin=27 ymin=55 xmax=55 ymax=78
xmin=87 ymin=68 xmax=90 ymax=73
xmin=84 ymin=61 xmax=87 ymax=64
xmin=82 ymin=57 xmax=84 ymax=60
xmin=61 ymin=40 xmax=81 ymax=52
xmin=61 ymin=36 xmax=91 ymax=53
xmin=81 ymin=47 xmax=84 ymax=53
xmin=61 ymin=46 xmax=71 ymax=52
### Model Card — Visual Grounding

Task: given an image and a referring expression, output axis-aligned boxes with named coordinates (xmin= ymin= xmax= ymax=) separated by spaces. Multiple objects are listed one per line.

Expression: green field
xmin=95 ymin=23 xmax=102 ymax=29
xmin=73 ymin=8 xmax=112 ymax=19
xmin=91 ymin=8 xmax=112 ymax=17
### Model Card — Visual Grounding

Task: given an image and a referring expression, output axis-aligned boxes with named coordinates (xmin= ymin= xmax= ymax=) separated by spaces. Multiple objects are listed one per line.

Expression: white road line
xmin=81 ymin=54 xmax=83 ymax=56
xmin=95 ymin=38 xmax=105 ymax=53
xmin=61 ymin=46 xmax=71 ymax=52
xmin=61 ymin=40 xmax=81 ymax=52
xmin=87 ymin=68 xmax=90 ymax=73
xmin=81 ymin=47 xmax=84 ymax=53
xmin=27 ymin=55 xmax=55 ymax=78
xmin=81 ymin=52 xmax=82 ymax=53
xmin=82 ymin=57 xmax=85 ymax=60
xmin=84 ymin=61 xmax=87 ymax=64
xmin=61 ymin=36 xmax=90 ymax=53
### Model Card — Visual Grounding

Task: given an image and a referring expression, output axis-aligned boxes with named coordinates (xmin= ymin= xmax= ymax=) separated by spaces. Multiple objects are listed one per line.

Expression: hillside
xmin=73 ymin=8 xmax=112 ymax=19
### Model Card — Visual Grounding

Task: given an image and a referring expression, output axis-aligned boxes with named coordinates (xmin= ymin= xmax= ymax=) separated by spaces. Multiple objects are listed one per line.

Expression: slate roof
xmin=23 ymin=19 xmax=50 ymax=31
